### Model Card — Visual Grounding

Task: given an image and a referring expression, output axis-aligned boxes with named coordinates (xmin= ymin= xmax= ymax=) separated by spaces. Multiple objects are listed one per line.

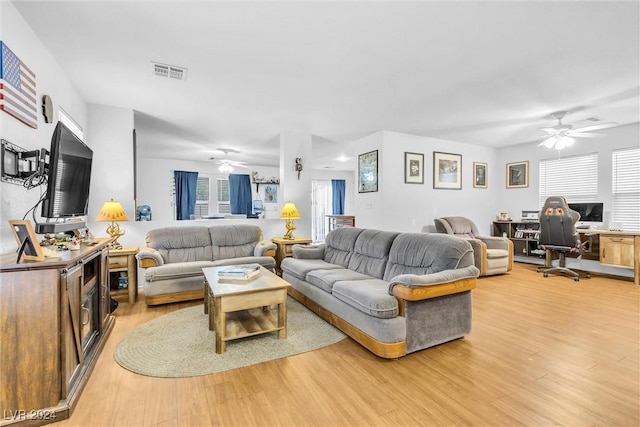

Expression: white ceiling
xmin=13 ymin=1 xmax=640 ymax=170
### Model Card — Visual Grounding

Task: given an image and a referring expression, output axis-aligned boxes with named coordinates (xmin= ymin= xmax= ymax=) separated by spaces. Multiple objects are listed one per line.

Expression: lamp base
xmin=283 ymin=219 xmax=296 ymax=240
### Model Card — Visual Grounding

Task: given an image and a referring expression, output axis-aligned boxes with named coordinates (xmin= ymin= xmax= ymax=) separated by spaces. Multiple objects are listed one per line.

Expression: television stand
xmin=35 ymin=219 xmax=86 ymax=234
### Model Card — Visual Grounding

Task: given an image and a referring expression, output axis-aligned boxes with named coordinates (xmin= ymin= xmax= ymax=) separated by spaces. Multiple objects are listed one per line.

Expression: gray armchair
xmin=434 ymin=216 xmax=513 ymax=276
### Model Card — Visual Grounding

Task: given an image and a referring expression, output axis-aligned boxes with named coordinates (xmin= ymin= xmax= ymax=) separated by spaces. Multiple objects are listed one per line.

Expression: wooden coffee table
xmin=203 ymin=266 xmax=291 ymax=354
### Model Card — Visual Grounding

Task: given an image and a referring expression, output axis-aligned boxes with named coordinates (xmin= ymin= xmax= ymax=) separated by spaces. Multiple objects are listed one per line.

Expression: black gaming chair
xmin=536 ymin=196 xmax=586 ymax=281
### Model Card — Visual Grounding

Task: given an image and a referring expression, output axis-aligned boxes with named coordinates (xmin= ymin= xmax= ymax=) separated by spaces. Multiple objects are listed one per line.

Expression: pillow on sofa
xmin=384 ymin=233 xmax=474 ymax=280
xmin=209 ymin=224 xmax=263 ymax=260
xmin=146 ymin=226 xmax=213 ymax=263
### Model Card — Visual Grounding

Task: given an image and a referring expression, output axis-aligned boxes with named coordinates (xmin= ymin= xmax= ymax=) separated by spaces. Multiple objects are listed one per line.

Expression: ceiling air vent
xmin=152 ymin=62 xmax=188 ymax=81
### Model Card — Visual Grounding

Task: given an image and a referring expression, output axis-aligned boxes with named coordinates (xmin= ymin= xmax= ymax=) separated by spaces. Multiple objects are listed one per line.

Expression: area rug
xmin=114 ymin=297 xmax=346 ymax=378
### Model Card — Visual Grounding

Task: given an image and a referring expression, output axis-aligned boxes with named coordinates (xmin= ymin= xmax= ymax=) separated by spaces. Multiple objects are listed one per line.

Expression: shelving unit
xmin=108 ymin=246 xmax=138 ymax=304
xmin=492 ymin=221 xmax=544 ymax=263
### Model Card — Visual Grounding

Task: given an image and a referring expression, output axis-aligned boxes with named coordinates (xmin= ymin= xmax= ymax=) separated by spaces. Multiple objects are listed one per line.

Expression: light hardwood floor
xmin=55 ymin=263 xmax=639 ymax=427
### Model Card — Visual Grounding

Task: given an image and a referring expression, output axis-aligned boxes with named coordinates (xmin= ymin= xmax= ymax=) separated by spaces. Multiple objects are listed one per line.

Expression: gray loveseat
xmin=281 ymin=227 xmax=479 ymax=359
xmin=136 ymin=224 xmax=276 ymax=305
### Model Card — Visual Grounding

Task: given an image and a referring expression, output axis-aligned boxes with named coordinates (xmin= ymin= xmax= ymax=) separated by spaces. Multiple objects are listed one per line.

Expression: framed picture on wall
xmin=433 ymin=151 xmax=462 ymax=189
xmin=404 ymin=152 xmax=424 ymax=184
xmin=358 ymin=150 xmax=378 ymax=193
xmin=264 ymin=185 xmax=278 ymax=203
xmin=473 ymin=162 xmax=488 ymax=188
xmin=506 ymin=160 xmax=529 ymax=188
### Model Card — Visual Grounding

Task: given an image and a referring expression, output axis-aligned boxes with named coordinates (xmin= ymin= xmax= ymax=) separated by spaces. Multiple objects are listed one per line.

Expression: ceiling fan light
xmin=219 ymin=163 xmax=234 ymax=173
xmin=563 ymin=136 xmax=575 ymax=147
xmin=542 ymin=137 xmax=557 ymax=148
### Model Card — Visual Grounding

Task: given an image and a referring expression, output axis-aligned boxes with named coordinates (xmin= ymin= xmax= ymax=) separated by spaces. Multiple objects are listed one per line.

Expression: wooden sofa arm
xmin=138 ymin=258 xmax=160 ymax=268
xmin=391 ymin=277 xmax=476 ymax=302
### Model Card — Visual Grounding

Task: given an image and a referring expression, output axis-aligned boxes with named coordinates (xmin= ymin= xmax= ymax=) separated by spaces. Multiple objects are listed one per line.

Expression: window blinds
xmin=538 ymin=153 xmax=598 ymax=208
xmin=612 ymin=148 xmax=640 ymax=231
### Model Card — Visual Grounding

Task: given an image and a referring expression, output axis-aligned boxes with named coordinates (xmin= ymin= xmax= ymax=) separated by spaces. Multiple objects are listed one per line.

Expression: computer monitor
xmin=568 ymin=202 xmax=603 ymax=228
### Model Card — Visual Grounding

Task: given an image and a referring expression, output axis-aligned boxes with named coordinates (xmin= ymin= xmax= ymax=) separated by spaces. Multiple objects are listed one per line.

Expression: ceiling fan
xmin=209 ymin=148 xmax=248 ymax=172
xmin=538 ymin=111 xmax=618 ymax=150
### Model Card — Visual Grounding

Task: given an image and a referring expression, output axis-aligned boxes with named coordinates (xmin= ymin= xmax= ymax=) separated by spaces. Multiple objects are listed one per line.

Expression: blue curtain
xmin=174 ymin=170 xmax=198 ymax=220
xmin=229 ymin=174 xmax=252 ymax=214
xmin=331 ymin=179 xmax=345 ymax=215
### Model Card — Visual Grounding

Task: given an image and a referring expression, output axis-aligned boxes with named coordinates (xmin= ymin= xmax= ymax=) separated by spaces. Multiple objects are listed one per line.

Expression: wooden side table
xmin=272 ymin=237 xmax=312 ymax=276
xmin=108 ymin=246 xmax=139 ymax=303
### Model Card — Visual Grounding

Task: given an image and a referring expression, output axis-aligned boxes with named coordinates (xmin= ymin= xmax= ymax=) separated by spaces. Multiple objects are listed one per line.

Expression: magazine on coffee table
xmin=218 ymin=263 xmax=261 ymax=280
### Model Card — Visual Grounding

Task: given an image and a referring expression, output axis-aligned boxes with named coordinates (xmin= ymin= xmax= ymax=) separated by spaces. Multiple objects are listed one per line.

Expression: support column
xmin=279 ymin=130 xmax=313 ymax=240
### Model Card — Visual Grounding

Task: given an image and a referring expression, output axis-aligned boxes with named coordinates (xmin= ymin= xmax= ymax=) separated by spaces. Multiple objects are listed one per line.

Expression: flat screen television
xmin=38 ymin=122 xmax=93 ymax=233
xmin=568 ymin=202 xmax=604 ymax=226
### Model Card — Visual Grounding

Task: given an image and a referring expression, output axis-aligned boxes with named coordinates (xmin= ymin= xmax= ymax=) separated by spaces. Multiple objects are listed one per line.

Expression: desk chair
xmin=537 ymin=196 xmax=587 ymax=281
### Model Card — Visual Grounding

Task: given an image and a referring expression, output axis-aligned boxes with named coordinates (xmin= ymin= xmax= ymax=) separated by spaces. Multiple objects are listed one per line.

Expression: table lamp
xmin=280 ymin=201 xmax=300 ymax=240
xmin=96 ymin=199 xmax=130 ymax=248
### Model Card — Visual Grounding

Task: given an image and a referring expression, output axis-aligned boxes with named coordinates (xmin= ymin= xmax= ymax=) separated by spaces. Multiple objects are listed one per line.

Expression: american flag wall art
xmin=0 ymin=41 xmax=38 ymax=129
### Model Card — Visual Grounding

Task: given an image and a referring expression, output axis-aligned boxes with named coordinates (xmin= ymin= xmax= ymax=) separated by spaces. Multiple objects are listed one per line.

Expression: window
xmin=612 ymin=148 xmax=640 ymax=231
xmin=194 ymin=176 xmax=210 ymax=217
xmin=217 ymin=179 xmax=230 ymax=213
xmin=58 ymin=107 xmax=83 ymax=140
xmin=539 ymin=153 xmax=598 ymax=207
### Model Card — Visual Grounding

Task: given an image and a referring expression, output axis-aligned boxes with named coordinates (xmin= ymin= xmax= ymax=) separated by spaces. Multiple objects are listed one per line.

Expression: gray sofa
xmin=136 ymin=224 xmax=276 ymax=305
xmin=281 ymin=227 xmax=479 ymax=359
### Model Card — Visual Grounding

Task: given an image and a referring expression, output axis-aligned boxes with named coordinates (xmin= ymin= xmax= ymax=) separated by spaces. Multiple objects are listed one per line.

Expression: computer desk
xmin=576 ymin=229 xmax=639 ymax=286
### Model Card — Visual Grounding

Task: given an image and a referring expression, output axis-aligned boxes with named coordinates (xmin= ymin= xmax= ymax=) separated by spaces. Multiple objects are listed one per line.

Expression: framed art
xmin=473 ymin=162 xmax=488 ymax=188
xmin=433 ymin=151 xmax=462 ymax=190
xmin=9 ymin=219 xmax=45 ymax=262
xmin=506 ymin=160 xmax=529 ymax=188
xmin=404 ymin=152 xmax=424 ymax=184
xmin=264 ymin=185 xmax=278 ymax=203
xmin=358 ymin=150 xmax=378 ymax=193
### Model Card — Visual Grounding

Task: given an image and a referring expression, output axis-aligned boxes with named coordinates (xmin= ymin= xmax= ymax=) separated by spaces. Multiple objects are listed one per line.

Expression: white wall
xmin=85 ymin=104 xmax=135 ymax=235
xmin=352 ymin=131 xmax=498 ymax=234
xmin=496 ymin=123 xmax=639 ymax=229
xmin=351 ymin=132 xmax=384 ymax=229
xmin=136 ymin=156 xmax=281 ymax=221
xmin=0 ymin=1 xmax=87 ymax=254
xmin=351 ymin=125 xmax=638 ymax=236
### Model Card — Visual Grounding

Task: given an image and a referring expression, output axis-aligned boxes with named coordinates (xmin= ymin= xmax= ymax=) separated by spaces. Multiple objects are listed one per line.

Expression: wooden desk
xmin=578 ymin=230 xmax=640 ymax=286
xmin=272 ymin=237 xmax=312 ymax=275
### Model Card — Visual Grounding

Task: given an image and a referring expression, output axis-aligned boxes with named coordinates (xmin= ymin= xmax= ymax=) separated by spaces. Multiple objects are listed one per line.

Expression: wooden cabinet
xmin=272 ymin=237 xmax=312 ymax=275
xmin=600 ymin=235 xmax=635 ymax=268
xmin=108 ymin=246 xmax=138 ymax=304
xmin=0 ymin=240 xmax=114 ymax=427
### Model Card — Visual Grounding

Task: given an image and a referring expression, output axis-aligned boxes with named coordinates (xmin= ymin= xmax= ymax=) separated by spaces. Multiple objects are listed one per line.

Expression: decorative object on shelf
xmin=9 ymin=219 xmax=45 ymax=262
xmin=358 ymin=150 xmax=378 ymax=193
xmin=96 ymin=199 xmax=130 ymax=248
xmin=433 ymin=151 xmax=462 ymax=190
xmin=404 ymin=152 xmax=424 ymax=184
xmin=42 ymin=94 xmax=53 ymax=123
xmin=295 ymin=157 xmax=303 ymax=180
xmin=473 ymin=162 xmax=487 ymax=188
xmin=497 ymin=211 xmax=511 ymax=221
xmin=0 ymin=41 xmax=38 ymax=129
xmin=280 ymin=201 xmax=300 ymax=240
xmin=136 ymin=204 xmax=152 ymax=221
xmin=506 ymin=160 xmax=529 ymax=188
